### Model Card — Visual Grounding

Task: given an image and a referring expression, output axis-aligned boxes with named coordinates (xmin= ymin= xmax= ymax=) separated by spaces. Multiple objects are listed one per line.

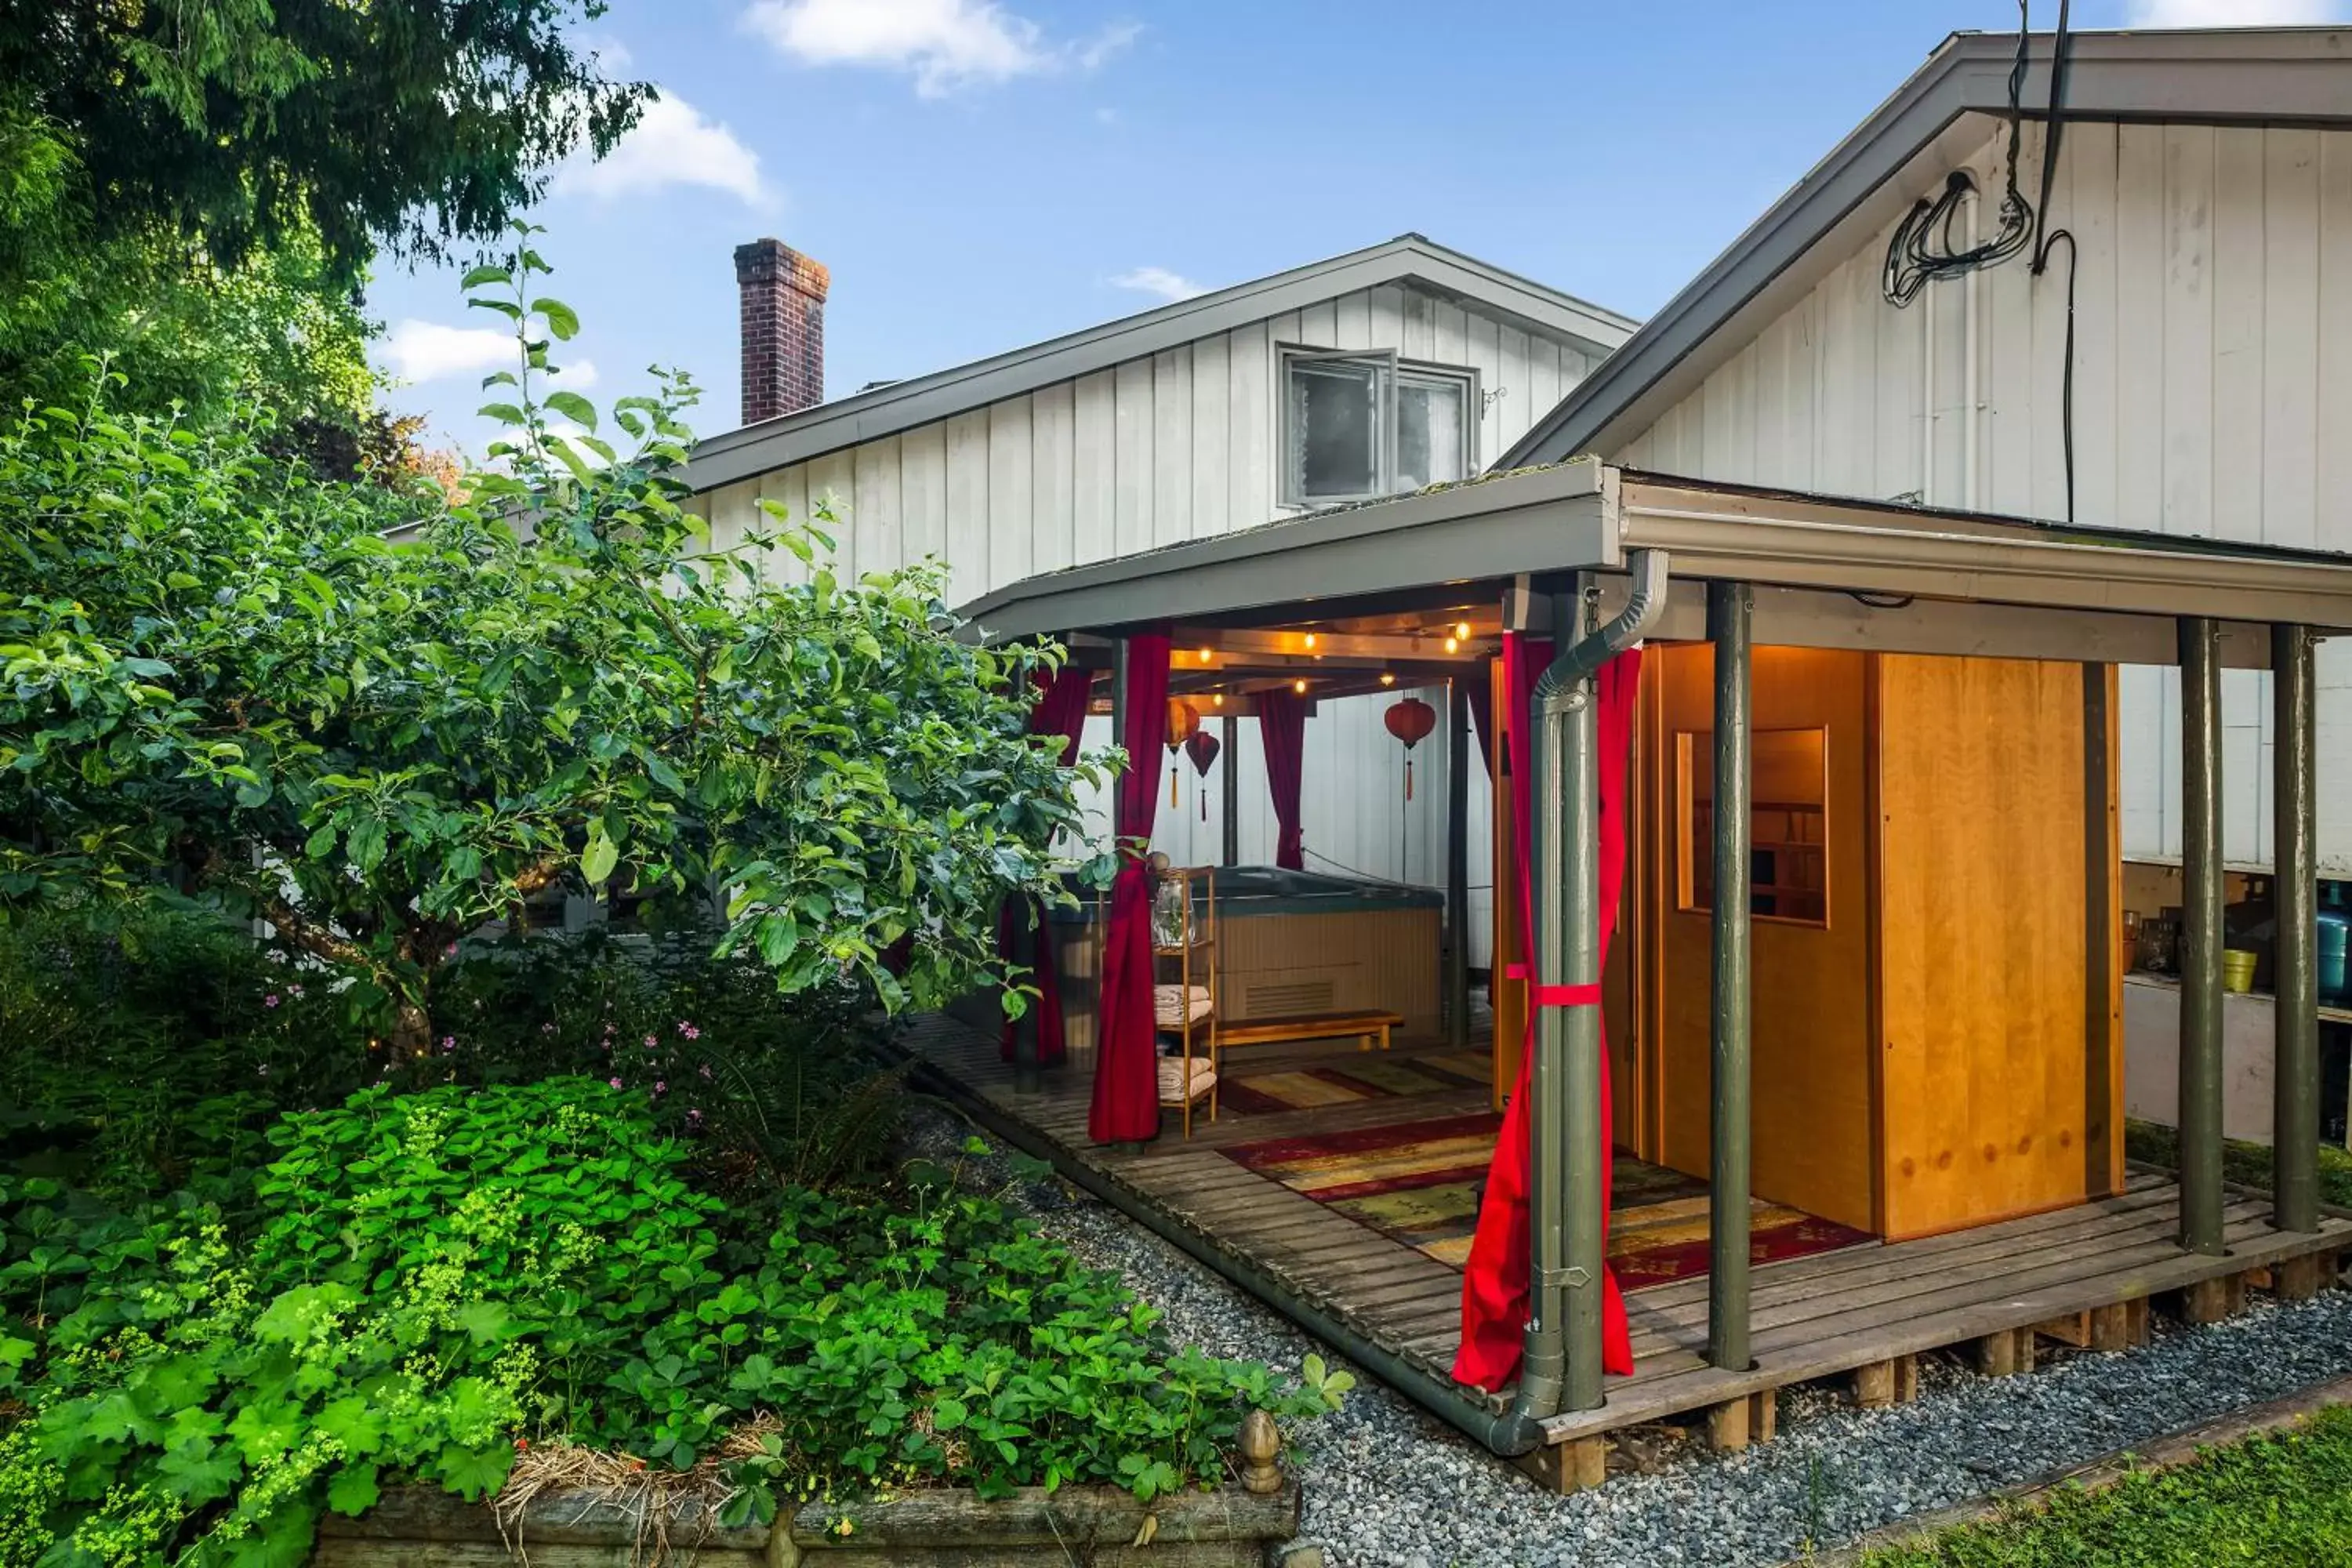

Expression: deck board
xmin=897 ymin=1012 xmax=2352 ymax=1451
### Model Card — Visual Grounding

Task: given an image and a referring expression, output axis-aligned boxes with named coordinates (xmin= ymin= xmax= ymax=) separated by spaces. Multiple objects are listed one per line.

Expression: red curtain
xmin=1088 ymin=635 xmax=1170 ymax=1143
xmin=1257 ymin=688 xmax=1307 ymax=871
xmin=1452 ymin=634 xmax=1643 ymax=1391
xmin=1000 ymin=665 xmax=1096 ymax=1065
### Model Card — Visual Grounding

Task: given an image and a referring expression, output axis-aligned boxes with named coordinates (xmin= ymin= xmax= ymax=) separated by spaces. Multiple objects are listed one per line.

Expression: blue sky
xmin=365 ymin=0 xmax=2350 ymax=456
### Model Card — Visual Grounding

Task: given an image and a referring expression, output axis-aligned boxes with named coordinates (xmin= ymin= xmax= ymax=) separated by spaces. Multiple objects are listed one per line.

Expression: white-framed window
xmin=1278 ymin=347 xmax=1477 ymax=508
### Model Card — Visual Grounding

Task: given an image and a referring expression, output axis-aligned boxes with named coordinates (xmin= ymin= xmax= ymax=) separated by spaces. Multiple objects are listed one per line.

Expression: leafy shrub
xmin=0 ymin=1080 xmax=1341 ymax=1568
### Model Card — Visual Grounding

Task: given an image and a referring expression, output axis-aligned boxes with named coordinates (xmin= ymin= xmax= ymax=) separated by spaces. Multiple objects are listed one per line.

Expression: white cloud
xmin=2126 ymin=0 xmax=2343 ymax=23
xmin=742 ymin=0 xmax=1137 ymax=96
xmin=1109 ymin=266 xmax=1206 ymax=303
xmin=382 ymin=319 xmax=516 ymax=383
xmin=555 ymin=93 xmax=769 ymax=208
xmin=550 ymin=358 xmax=599 ymax=391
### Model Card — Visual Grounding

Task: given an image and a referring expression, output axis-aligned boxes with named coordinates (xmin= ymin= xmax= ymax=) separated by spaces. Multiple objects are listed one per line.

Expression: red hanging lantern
xmin=1164 ymin=700 xmax=1200 ymax=809
xmin=1185 ymin=729 xmax=1221 ymax=821
xmin=1384 ymin=695 xmax=1437 ymax=801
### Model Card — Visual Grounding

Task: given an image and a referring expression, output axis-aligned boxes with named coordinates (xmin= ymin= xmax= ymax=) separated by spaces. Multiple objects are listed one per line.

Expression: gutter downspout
xmin=1507 ymin=549 xmax=1671 ymax=1438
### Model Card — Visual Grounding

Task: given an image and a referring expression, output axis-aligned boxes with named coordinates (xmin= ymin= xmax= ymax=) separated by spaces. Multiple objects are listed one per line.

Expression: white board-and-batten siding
xmin=699 ymin=281 xmax=1585 ymax=960
xmin=1615 ymin=118 xmax=2352 ymax=873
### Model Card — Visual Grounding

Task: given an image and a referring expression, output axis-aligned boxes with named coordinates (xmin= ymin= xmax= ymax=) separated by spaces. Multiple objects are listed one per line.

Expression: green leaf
xmin=543 ymin=390 xmax=597 ymax=429
xmin=434 ymin=1440 xmax=516 ymax=1503
xmin=477 ymin=401 xmax=528 ymax=426
xmin=533 ymin=297 xmax=581 ymax=340
xmin=461 ymin=264 xmax=512 ymax=289
xmin=581 ymin=823 xmax=619 ymax=886
xmin=326 ymin=1462 xmax=381 ymax=1516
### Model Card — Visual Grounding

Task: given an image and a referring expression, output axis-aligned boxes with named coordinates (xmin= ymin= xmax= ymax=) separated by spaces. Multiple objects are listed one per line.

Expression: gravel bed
xmin=903 ymin=1102 xmax=2352 ymax=1567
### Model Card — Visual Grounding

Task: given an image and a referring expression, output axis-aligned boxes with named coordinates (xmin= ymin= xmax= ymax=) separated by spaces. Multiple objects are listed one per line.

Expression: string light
xmin=1292 ymin=678 xmax=1308 ymax=695
xmin=1380 ymin=671 xmax=1397 ymax=687
xmin=1197 ymin=648 xmax=1214 ymax=664
xmin=1454 ymin=621 xmax=1472 ymax=641
xmin=1211 ymin=691 xmax=1224 ymax=706
xmin=1443 ymin=636 xmax=1460 ymax=655
xmin=1301 ymin=633 xmax=1317 ymax=650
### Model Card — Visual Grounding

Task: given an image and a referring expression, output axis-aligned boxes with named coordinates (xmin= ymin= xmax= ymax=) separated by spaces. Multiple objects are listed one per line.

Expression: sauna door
xmin=1648 ymin=644 xmax=1878 ymax=1234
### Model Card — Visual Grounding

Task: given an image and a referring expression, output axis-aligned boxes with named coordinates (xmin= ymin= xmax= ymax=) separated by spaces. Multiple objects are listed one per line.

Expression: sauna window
xmin=1676 ymin=728 xmax=1830 ymax=927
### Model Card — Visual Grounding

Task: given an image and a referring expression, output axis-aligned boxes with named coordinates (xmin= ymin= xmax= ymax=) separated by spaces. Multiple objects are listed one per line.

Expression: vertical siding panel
xmin=2212 ymin=127 xmax=2266 ymax=543
xmin=986 ymin=398 xmax=1033 ymax=591
xmin=1526 ymin=336 xmax=1563 ymax=438
xmin=1413 ymin=289 xmax=1447 ymax=363
xmin=1113 ymin=357 xmax=1154 ymax=554
xmin=1817 ymin=255 xmax=1862 ymax=495
xmin=2025 ymin=121 xmax=2070 ymax=520
xmin=1875 ymin=216 xmax=1924 ymax=503
xmin=1497 ymin=324 xmax=1534 ymax=456
xmin=1152 ymin=347 xmax=1193 ymax=546
xmin=1227 ymin=322 xmax=1272 ymax=526
xmin=1030 ymin=383 xmax=1076 ymax=573
xmin=2161 ymin=124 xmax=2216 ymax=537
xmin=1191 ymin=333 xmax=1231 ymax=537
xmin=852 ymin=436 xmax=902 ymax=575
xmin=1369 ymin=285 xmax=1407 ymax=356
xmin=1986 ymin=130 xmax=2040 ymax=517
xmin=1298 ymin=299 xmax=1337 ymax=349
xmin=2069 ymin=121 xmax=2122 ymax=531
xmin=1071 ymin=370 xmax=1116 ymax=564
xmin=1926 ymin=267 xmax=1967 ymax=508
xmin=1333 ymin=290 xmax=1374 ymax=351
xmin=804 ymin=450 xmax=856 ymax=578
xmin=706 ymin=479 xmax=759 ymax=559
xmin=2114 ymin=122 xmax=2166 ymax=530
xmin=1467 ymin=310 xmax=1508 ymax=456
xmin=2321 ymin=132 xmax=2352 ymax=551
xmin=898 ymin=423 xmax=947 ymax=572
xmin=942 ymin=412 xmax=989 ymax=602
xmin=2262 ymin=128 xmax=2320 ymax=550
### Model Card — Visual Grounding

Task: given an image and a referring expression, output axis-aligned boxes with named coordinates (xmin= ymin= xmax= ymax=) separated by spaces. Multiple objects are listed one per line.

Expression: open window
xmin=1279 ymin=347 xmax=1476 ymax=507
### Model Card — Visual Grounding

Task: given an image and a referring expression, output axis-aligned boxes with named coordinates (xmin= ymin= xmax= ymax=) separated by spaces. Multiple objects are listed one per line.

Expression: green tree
xmin=0 ymin=238 xmax=1105 ymax=1050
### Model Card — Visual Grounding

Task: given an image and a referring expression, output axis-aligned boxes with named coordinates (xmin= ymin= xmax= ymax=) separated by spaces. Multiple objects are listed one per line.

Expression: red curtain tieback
xmin=1528 ymin=983 xmax=1603 ymax=1007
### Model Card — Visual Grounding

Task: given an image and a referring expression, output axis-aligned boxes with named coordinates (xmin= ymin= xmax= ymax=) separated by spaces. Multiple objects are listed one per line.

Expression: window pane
xmin=1396 ymin=376 xmax=1467 ymax=491
xmin=1289 ymin=358 xmax=1381 ymax=501
xmin=1676 ymin=727 xmax=1829 ymax=927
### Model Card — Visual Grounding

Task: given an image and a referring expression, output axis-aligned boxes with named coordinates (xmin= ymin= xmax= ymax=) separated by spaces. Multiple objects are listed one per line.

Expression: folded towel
xmin=1154 ymin=983 xmax=1213 ymax=1029
xmin=1157 ymin=1057 xmax=1217 ymax=1104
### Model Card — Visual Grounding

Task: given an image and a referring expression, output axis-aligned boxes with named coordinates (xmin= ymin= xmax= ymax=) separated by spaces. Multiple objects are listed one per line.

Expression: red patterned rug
xmin=1220 ymin=1113 xmax=1874 ymax=1290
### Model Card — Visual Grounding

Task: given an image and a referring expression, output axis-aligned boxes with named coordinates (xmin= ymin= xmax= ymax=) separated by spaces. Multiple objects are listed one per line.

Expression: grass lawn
xmin=1858 ymin=1406 xmax=2352 ymax=1565
xmin=2123 ymin=1118 xmax=2352 ymax=1210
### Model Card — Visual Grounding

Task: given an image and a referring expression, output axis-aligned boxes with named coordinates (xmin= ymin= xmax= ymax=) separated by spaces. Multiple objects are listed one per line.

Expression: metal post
xmin=1221 ymin=713 xmax=1240 ymax=866
xmin=1707 ymin=582 xmax=1754 ymax=1371
xmin=1446 ymin=677 xmax=1473 ymax=1054
xmin=2274 ymin=624 xmax=2320 ymax=1232
xmin=2179 ymin=617 xmax=2226 ymax=1257
xmin=1539 ymin=584 xmax=1608 ymax=1414
xmin=1520 ymin=593 xmax=1572 ymax=1417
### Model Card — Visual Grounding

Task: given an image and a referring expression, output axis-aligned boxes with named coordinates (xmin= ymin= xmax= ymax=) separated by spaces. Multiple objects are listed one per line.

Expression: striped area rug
xmin=1219 ymin=1113 xmax=1872 ymax=1289
xmin=1215 ymin=1050 xmax=1491 ymax=1118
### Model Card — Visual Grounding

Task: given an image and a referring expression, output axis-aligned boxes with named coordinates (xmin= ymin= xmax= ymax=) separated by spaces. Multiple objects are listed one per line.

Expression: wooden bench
xmin=1216 ymin=1009 xmax=1403 ymax=1054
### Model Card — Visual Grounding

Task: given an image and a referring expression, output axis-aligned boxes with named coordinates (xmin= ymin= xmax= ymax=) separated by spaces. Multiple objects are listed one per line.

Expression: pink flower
xmin=677 ymin=1020 xmax=700 ymax=1040
xmin=686 ymin=1108 xmax=704 ymax=1131
xmin=643 ymin=1034 xmax=658 ymax=1049
xmin=608 ymin=1076 xmax=622 ymax=1089
xmin=445 ymin=942 xmax=458 ymax=957
xmin=288 ymin=984 xmax=304 ymax=999
xmin=439 ymin=1035 xmax=456 ymax=1054
xmin=653 ymin=1080 xmax=667 ymax=1095
xmin=263 ymin=994 xmax=281 ymax=1008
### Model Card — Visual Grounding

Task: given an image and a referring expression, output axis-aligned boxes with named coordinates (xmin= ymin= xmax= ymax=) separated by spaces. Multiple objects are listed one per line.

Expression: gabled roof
xmin=689 ymin=234 xmax=1638 ymax=493
xmin=1504 ymin=25 xmax=2352 ymax=470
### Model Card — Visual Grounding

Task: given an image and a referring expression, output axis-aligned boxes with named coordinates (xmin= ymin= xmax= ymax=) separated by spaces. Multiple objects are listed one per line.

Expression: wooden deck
xmin=896 ymin=1012 xmax=2352 ymax=1482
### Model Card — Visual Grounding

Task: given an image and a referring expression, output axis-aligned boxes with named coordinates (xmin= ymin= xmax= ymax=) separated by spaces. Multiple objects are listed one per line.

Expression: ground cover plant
xmin=2123 ymin=1119 xmax=2352 ymax=1210
xmin=1858 ymin=1405 xmax=2352 ymax=1566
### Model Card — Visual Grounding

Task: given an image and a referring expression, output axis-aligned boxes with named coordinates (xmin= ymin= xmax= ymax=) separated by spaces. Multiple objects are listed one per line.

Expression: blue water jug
xmin=2320 ymin=885 xmax=2350 ymax=1006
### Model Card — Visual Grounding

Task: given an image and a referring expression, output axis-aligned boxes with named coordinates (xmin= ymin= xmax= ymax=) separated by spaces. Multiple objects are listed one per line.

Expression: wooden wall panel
xmin=1875 ymin=655 xmax=2116 ymax=1240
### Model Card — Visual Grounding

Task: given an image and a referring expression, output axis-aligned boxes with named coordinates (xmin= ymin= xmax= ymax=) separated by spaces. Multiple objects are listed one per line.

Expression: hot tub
xmin=1042 ymin=866 xmax=1441 ymax=1051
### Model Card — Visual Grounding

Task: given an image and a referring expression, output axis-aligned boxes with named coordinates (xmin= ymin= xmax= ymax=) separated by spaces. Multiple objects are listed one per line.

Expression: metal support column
xmin=1706 ymin=582 xmax=1754 ymax=1372
xmin=2178 ymin=617 xmax=2226 ymax=1257
xmin=1446 ymin=677 xmax=1473 ymax=1054
xmin=1220 ymin=713 xmax=1240 ymax=866
xmin=2274 ymin=624 xmax=2321 ymax=1233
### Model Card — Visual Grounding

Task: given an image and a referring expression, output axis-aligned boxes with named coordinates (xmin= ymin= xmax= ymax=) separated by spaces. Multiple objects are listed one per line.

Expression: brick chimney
xmin=735 ymin=238 xmax=829 ymax=426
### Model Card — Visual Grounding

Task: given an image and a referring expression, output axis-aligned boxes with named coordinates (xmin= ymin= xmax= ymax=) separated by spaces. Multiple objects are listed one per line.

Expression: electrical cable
xmin=1881 ymin=0 xmax=2037 ymax=307
xmin=2030 ymin=0 xmax=2080 ymax=524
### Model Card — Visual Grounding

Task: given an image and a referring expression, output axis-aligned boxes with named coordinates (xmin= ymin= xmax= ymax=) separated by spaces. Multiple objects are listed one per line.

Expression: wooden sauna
xmin=1498 ymin=645 xmax=2125 ymax=1243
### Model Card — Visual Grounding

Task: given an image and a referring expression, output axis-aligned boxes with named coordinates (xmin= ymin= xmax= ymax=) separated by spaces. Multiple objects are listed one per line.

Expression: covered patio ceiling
xmin=960 ymin=461 xmax=2352 ymax=675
